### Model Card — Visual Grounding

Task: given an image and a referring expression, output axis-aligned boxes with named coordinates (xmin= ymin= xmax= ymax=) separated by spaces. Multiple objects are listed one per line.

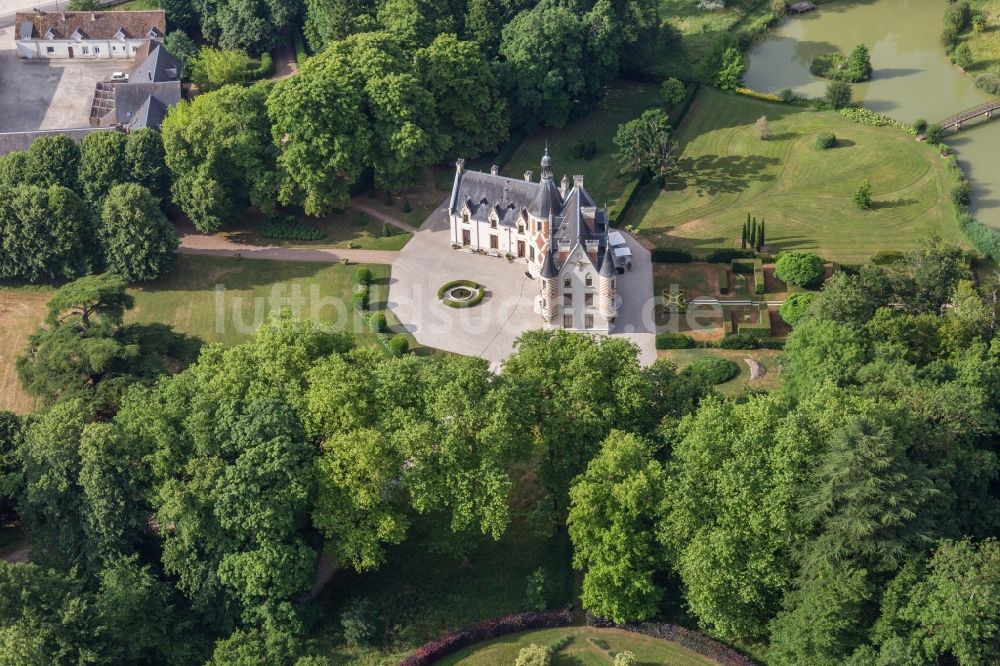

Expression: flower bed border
xmin=398 ymin=609 xmax=573 ymax=665
xmin=397 ymin=609 xmax=757 ymax=665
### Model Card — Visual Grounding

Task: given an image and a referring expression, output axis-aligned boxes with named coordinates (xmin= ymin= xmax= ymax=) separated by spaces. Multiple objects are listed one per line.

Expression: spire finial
xmin=540 ymin=142 xmax=552 ymax=177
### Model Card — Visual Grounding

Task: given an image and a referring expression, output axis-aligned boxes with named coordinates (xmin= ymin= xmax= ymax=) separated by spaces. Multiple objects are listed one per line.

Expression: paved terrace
xmin=388 ymin=200 xmax=656 ymax=369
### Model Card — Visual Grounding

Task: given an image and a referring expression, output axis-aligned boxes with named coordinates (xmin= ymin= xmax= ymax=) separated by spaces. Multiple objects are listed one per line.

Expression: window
xmin=585 ymin=273 xmax=593 ymax=287
xmin=585 ymin=314 xmax=594 ymax=329
xmin=563 ymin=293 xmax=572 ymax=306
xmin=46 ymin=46 xmax=54 ymax=53
xmin=563 ymin=314 xmax=573 ymax=329
xmin=81 ymin=46 xmax=90 ymax=54
xmin=490 ymin=235 xmax=498 ymax=250
xmin=563 ymin=276 xmax=571 ymax=288
xmin=585 ymin=293 xmax=594 ymax=307
xmin=490 ymin=218 xmax=497 ymax=229
xmin=94 ymin=47 xmax=100 ymax=54
xmin=462 ymin=211 xmax=469 ymax=223
xmin=518 ymin=224 xmax=524 ymax=234
xmin=131 ymin=46 xmax=138 ymax=53
xmin=530 ymin=246 xmax=535 ymax=261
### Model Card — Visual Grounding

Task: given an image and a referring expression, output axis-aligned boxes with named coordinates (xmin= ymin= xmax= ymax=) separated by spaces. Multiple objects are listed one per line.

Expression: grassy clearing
xmin=436 ymin=626 xmax=718 ymax=666
xmin=0 ymin=287 xmax=51 ymax=413
xmin=502 ymin=81 xmax=664 ymax=207
xmin=127 ymin=255 xmax=389 ymax=347
xmin=652 ymin=0 xmax=771 ymax=78
xmin=660 ymin=348 xmax=784 ymax=394
xmin=309 ymin=522 xmax=573 ymax=665
xmin=960 ymin=1 xmax=1000 ymax=75
xmin=114 ymin=0 xmax=161 ymax=9
xmin=625 ymin=88 xmax=964 ymax=264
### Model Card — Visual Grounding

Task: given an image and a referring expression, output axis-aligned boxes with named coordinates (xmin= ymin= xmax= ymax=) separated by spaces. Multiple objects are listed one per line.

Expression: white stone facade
xmin=448 ymin=152 xmax=619 ymax=332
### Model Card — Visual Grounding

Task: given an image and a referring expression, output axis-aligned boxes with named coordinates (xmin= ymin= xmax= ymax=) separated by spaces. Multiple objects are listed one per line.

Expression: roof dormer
xmin=71 ymin=27 xmax=83 ymax=41
xmin=45 ymin=27 xmax=55 ymax=40
xmin=115 ymin=27 xmax=127 ymax=40
xmin=147 ymin=26 xmax=160 ymax=39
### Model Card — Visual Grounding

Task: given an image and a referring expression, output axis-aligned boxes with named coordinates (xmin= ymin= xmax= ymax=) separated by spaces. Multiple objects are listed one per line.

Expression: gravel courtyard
xmin=0 ymin=25 xmax=132 ymax=131
xmin=388 ymin=201 xmax=656 ymax=368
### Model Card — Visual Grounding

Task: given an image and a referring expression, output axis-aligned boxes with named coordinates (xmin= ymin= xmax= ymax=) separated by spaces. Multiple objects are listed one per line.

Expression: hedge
xmin=260 ymin=216 xmax=326 ymax=241
xmin=608 ymin=175 xmax=644 ymax=228
xmin=253 ymin=52 xmax=273 ymax=79
xmin=718 ymin=333 xmax=762 ymax=350
xmin=586 ymin=615 xmax=755 ymax=666
xmin=717 ymin=265 xmax=729 ymax=294
xmin=731 ymin=259 xmax=755 ymax=275
xmin=684 ymin=356 xmax=740 ymax=385
xmin=293 ymin=32 xmax=309 ymax=67
xmin=655 ymin=333 xmax=696 ymax=349
xmin=400 ymin=610 xmax=574 ymax=665
xmin=437 ymin=279 xmax=485 ymax=308
xmin=703 ymin=249 xmax=755 ymax=263
xmin=651 ymin=248 xmax=693 ymax=263
xmin=753 ymin=258 xmax=765 ymax=295
xmin=738 ymin=303 xmax=772 ymax=338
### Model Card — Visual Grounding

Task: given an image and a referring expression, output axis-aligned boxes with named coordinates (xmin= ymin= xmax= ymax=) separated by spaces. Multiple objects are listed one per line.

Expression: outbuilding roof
xmin=14 ymin=10 xmax=166 ymax=41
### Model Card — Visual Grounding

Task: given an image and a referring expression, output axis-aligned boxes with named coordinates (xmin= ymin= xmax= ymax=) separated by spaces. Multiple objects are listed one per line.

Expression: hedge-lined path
xmin=177 ymin=224 xmax=399 ymax=265
xmin=348 ymin=199 xmax=421 ymax=233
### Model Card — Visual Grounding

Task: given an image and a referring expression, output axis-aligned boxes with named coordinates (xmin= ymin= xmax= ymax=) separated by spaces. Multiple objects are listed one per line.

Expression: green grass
xmin=114 ymin=0 xmax=161 ymax=9
xmin=436 ymin=626 xmax=718 ymax=665
xmin=224 ymin=210 xmax=413 ymax=251
xmin=127 ymin=255 xmax=390 ymax=348
xmin=308 ymin=522 xmax=573 ymax=665
xmin=625 ymin=88 xmax=964 ymax=263
xmin=960 ymin=1 xmax=1000 ymax=75
xmin=502 ymin=81 xmax=664 ymax=208
xmin=660 ymin=348 xmax=784 ymax=394
xmin=651 ymin=0 xmax=772 ymax=78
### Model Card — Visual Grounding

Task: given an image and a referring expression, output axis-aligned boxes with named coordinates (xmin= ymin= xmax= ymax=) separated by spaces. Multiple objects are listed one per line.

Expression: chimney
xmin=490 ymin=165 xmax=498 ymax=176
xmin=455 ymin=158 xmax=465 ymax=174
xmin=524 ymin=170 xmax=533 ymax=182
xmin=91 ymin=12 xmax=97 ymax=20
xmin=573 ymin=175 xmax=584 ymax=188
xmin=60 ymin=12 xmax=65 ymax=21
xmin=560 ymin=175 xmax=568 ymax=197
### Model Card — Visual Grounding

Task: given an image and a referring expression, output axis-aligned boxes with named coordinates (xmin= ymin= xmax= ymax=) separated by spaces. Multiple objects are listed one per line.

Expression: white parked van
xmin=608 ymin=231 xmax=633 ymax=273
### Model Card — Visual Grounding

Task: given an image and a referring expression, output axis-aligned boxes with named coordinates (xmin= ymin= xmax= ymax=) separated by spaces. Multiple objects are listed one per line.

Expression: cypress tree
xmin=757 ymin=219 xmax=765 ymax=251
xmin=741 ymin=219 xmax=748 ymax=249
xmin=750 ymin=217 xmax=758 ymax=251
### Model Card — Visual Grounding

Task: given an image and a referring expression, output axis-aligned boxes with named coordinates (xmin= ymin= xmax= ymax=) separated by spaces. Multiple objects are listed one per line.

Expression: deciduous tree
xmin=99 ymin=184 xmax=178 ymax=282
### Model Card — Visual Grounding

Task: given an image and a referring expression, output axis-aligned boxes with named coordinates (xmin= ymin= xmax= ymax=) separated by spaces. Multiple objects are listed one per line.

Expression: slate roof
xmin=0 ymin=127 xmax=105 ymax=156
xmin=130 ymin=42 xmax=180 ymax=83
xmin=15 ymin=10 xmax=165 ymax=41
xmin=110 ymin=81 xmax=180 ymax=128
xmin=451 ymin=151 xmax=614 ymax=275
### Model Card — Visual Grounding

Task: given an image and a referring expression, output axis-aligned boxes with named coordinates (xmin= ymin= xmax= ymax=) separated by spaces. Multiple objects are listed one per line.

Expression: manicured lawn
xmin=624 ymin=88 xmax=965 ymax=264
xmin=961 ymin=1 xmax=1000 ymax=75
xmin=127 ymin=255 xmax=390 ymax=347
xmin=502 ymin=81 xmax=664 ymax=207
xmin=659 ymin=348 xmax=784 ymax=394
xmin=310 ymin=524 xmax=573 ymax=664
xmin=436 ymin=626 xmax=718 ymax=665
xmin=651 ymin=0 xmax=772 ymax=78
xmin=0 ymin=287 xmax=51 ymax=414
xmin=114 ymin=0 xmax=161 ymax=8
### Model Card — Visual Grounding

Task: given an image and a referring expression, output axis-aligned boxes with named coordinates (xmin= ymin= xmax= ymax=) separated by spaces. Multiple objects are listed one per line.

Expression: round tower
xmin=599 ymin=243 xmax=616 ymax=320
xmin=540 ymin=251 xmax=560 ymax=322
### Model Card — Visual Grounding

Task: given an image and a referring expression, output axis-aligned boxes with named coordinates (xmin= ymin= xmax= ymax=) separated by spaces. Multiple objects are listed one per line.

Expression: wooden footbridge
xmin=938 ymin=99 xmax=1000 ymax=133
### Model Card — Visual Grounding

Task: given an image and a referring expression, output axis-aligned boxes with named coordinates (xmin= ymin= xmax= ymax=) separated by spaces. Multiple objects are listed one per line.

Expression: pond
xmin=744 ymin=0 xmax=1000 ymax=227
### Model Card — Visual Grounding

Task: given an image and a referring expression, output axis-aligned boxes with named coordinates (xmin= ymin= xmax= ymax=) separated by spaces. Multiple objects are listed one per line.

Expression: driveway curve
xmin=178 ymin=226 xmax=399 ymax=265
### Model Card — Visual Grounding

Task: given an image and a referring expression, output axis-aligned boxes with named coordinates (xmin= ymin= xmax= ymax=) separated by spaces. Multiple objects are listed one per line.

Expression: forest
xmin=2 ymin=238 xmax=999 ymax=664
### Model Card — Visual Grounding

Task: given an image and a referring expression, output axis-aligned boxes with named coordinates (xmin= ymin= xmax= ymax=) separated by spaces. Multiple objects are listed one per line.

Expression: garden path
xmin=178 ymin=226 xmax=399 ymax=265
xmin=348 ymin=200 xmax=420 ymax=233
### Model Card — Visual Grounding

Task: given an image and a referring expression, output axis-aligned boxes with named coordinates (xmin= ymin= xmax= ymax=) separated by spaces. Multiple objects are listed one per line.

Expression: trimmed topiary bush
xmin=355 ymin=266 xmax=373 ymax=286
xmin=779 ymin=292 xmax=815 ymax=327
xmin=683 ymin=356 xmax=740 ymax=385
xmin=388 ymin=335 xmax=409 ymax=356
xmin=815 ymin=132 xmax=837 ymax=150
xmin=352 ymin=286 xmax=369 ymax=311
xmin=775 ymin=251 xmax=824 ymax=288
xmin=515 ymin=644 xmax=552 ymax=666
xmin=438 ymin=279 xmax=485 ymax=308
xmin=655 ymin=333 xmax=696 ymax=349
xmin=369 ymin=312 xmax=387 ymax=333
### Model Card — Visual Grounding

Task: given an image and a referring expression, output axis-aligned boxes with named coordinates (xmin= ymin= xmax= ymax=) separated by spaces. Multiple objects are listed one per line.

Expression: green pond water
xmin=744 ymin=0 xmax=1000 ymax=227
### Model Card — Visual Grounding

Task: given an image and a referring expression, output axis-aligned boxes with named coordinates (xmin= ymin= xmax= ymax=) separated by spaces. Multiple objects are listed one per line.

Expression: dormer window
xmin=461 ymin=208 xmax=470 ymax=223
xmin=115 ymin=28 xmax=126 ymax=40
xmin=563 ymin=276 xmax=571 ymax=288
xmin=71 ymin=28 xmax=83 ymax=41
xmin=45 ymin=28 xmax=55 ymax=40
xmin=585 ymin=273 xmax=593 ymax=287
xmin=147 ymin=27 xmax=160 ymax=39
xmin=517 ymin=224 xmax=524 ymax=234
xmin=490 ymin=217 xmax=497 ymax=229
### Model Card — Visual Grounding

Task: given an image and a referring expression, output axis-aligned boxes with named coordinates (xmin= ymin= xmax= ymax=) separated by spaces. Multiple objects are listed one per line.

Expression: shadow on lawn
xmin=672 ymin=154 xmax=782 ymax=196
xmin=873 ymin=197 xmax=918 ymax=210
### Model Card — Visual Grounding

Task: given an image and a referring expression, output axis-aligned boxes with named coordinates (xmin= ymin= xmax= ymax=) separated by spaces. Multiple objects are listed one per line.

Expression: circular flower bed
xmin=437 ymin=280 xmax=485 ymax=308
